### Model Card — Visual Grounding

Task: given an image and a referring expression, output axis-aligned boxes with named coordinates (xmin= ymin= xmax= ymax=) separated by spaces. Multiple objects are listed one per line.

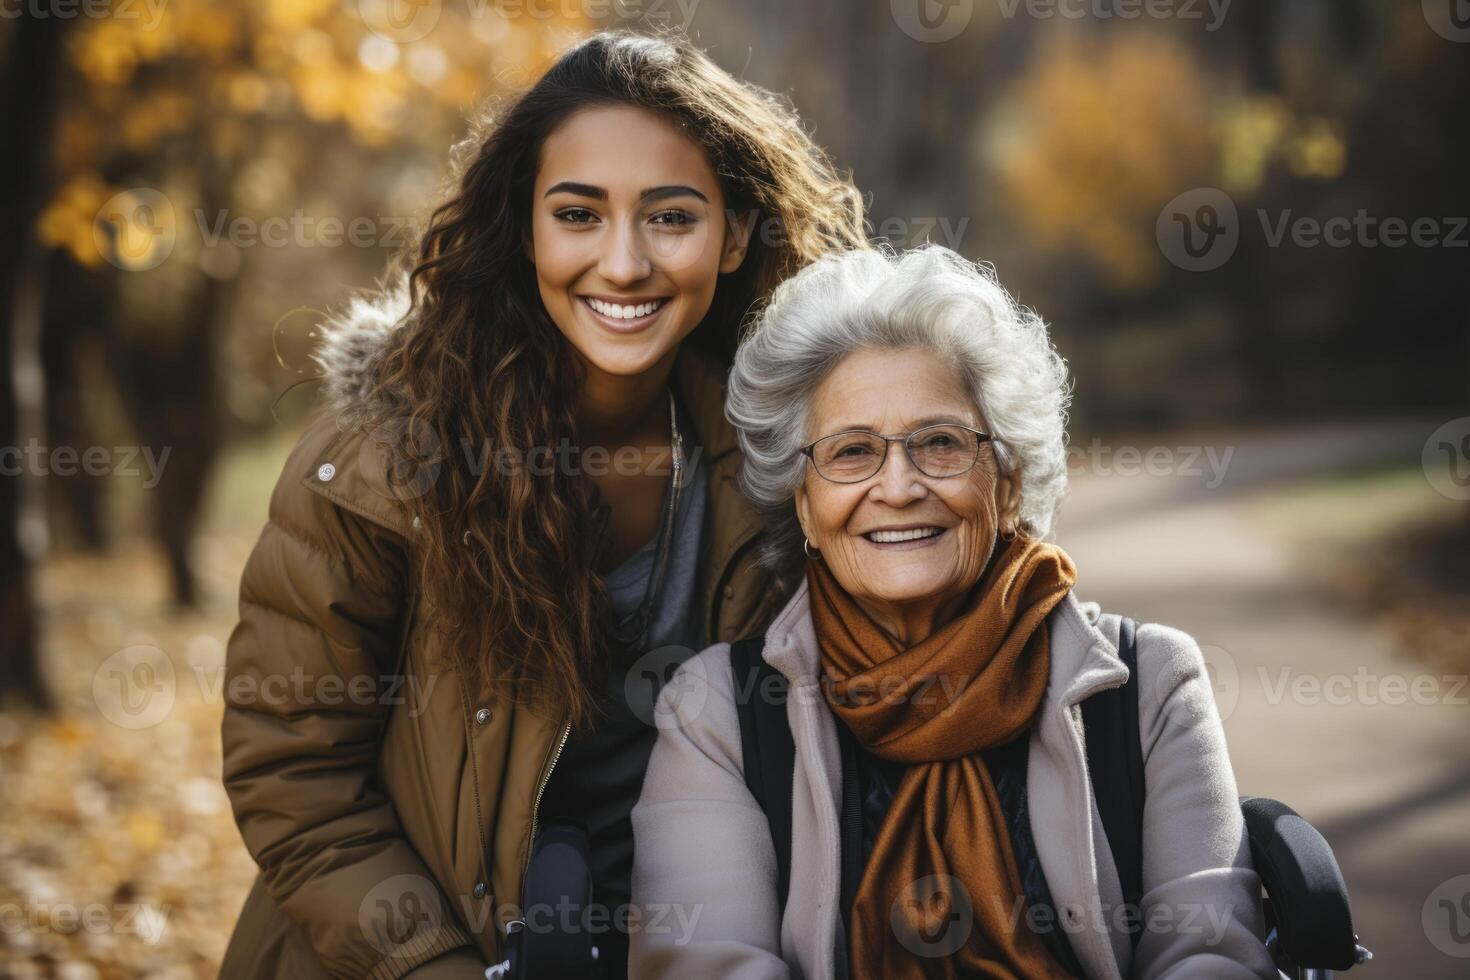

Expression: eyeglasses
xmin=800 ymin=423 xmax=993 ymax=484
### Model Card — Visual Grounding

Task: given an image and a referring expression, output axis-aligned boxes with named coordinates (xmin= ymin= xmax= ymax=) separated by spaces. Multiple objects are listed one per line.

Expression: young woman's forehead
xmin=536 ymin=105 xmax=719 ymax=194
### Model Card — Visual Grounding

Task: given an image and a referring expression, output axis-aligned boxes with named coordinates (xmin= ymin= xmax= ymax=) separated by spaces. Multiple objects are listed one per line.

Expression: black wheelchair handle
xmin=486 ymin=821 xmax=602 ymax=980
xmin=1241 ymin=796 xmax=1363 ymax=971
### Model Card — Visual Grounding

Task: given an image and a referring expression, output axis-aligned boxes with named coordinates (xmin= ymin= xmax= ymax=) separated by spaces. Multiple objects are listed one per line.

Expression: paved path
xmin=1055 ymin=419 xmax=1470 ymax=978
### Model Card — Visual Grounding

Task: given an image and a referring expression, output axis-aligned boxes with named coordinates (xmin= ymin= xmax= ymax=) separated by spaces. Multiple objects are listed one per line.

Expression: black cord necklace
xmin=606 ymin=388 xmax=684 ymax=656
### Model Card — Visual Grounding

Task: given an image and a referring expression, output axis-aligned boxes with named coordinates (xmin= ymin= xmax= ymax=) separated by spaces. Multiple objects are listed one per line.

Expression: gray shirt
xmin=537 ymin=397 xmax=708 ymax=917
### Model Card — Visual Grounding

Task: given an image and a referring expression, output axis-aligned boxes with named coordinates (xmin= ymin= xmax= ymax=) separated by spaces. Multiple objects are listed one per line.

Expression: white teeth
xmin=867 ymin=527 xmax=943 ymax=543
xmin=587 ymin=297 xmax=664 ymax=319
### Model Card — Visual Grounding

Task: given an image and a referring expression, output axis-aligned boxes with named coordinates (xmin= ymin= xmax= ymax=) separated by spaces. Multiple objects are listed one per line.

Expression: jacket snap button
xmin=472 ymin=881 xmax=487 ymax=899
xmin=722 ymin=584 xmax=735 ymax=599
xmin=316 ymin=462 xmax=336 ymax=482
xmin=475 ymin=707 xmax=492 ymax=726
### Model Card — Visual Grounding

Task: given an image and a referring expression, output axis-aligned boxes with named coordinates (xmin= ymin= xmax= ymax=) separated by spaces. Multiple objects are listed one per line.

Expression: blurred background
xmin=0 ymin=0 xmax=1466 ymax=976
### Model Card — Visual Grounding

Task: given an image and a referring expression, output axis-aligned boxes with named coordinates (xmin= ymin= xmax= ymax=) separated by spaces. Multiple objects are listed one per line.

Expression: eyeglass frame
xmin=799 ymin=422 xmax=995 ymax=484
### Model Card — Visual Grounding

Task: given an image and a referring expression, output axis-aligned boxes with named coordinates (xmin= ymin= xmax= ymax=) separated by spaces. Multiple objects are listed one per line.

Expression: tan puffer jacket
xmin=219 ymin=290 xmax=788 ymax=979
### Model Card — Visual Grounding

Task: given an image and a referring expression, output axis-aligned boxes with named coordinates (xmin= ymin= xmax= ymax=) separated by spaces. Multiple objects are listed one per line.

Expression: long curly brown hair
xmin=362 ymin=30 xmax=867 ymax=727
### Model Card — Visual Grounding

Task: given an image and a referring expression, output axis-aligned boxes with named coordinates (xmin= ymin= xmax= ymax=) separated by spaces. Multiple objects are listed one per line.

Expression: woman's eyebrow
xmin=541 ymin=181 xmax=709 ymax=204
xmin=640 ymin=185 xmax=709 ymax=204
xmin=544 ymin=180 xmax=606 ymax=199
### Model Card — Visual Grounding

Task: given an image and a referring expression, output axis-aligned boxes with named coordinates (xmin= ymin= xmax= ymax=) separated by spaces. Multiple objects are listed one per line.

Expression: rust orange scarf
xmin=806 ymin=535 xmax=1078 ymax=979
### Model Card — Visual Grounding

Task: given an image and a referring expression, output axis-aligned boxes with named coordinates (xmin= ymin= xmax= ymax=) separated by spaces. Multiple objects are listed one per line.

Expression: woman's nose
xmin=598 ymin=220 xmax=654 ymax=286
xmin=867 ymin=443 xmax=929 ymax=503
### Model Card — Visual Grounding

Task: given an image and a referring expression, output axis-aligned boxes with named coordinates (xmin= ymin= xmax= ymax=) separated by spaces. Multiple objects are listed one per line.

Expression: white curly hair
xmin=726 ymin=243 xmax=1072 ymax=575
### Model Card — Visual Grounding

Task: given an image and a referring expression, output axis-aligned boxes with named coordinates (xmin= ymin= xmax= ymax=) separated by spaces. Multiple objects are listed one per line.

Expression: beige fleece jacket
xmin=629 ymin=578 xmax=1282 ymax=980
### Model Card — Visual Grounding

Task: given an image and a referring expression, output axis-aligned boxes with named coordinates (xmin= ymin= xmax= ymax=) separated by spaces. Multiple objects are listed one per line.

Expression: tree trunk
xmin=0 ymin=13 xmax=67 ymax=709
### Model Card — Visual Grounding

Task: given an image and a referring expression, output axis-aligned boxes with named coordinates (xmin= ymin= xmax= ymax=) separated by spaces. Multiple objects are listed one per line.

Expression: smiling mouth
xmin=862 ymin=526 xmax=945 ymax=544
xmin=581 ymin=296 xmax=670 ymax=320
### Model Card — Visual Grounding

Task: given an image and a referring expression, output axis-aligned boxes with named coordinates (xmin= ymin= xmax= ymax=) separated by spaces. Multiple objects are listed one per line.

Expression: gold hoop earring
xmin=803 ymin=537 xmax=821 ymax=560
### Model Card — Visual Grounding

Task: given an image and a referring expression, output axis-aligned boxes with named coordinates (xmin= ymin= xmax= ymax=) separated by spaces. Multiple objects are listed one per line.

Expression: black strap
xmin=835 ymin=715 xmax=864 ymax=943
xmin=1081 ymin=616 xmax=1147 ymax=950
xmin=729 ymin=634 xmax=795 ymax=918
xmin=733 ymin=620 xmax=1149 ymax=953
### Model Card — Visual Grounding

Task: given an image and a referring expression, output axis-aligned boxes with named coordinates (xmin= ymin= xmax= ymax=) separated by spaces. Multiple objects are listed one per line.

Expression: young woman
xmin=219 ymin=31 xmax=865 ymax=980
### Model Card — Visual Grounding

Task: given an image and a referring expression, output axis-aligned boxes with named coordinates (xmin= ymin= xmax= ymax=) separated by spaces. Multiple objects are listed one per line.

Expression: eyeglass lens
xmin=811 ymin=424 xmax=979 ymax=481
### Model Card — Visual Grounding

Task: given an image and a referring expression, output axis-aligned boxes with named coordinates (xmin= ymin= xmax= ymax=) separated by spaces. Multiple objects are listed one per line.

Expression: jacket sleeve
xmin=220 ymin=422 xmax=482 ymax=980
xmin=1131 ymin=623 xmax=1280 ymax=980
xmin=629 ymin=646 xmax=792 ymax=980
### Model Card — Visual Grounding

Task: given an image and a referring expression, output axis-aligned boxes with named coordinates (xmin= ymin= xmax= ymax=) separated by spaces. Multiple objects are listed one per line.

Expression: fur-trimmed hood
xmin=310 ymin=281 xmax=414 ymax=422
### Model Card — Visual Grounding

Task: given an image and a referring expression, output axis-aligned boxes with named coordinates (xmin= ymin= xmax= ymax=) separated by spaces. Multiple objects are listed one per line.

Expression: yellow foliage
xmin=992 ymin=30 xmax=1216 ymax=291
xmin=37 ymin=176 xmax=114 ymax=269
xmin=226 ymin=71 xmax=272 ymax=113
xmin=46 ymin=0 xmax=596 ymax=258
xmin=264 ymin=0 xmax=337 ymax=32
xmin=290 ymin=58 xmax=351 ymax=123
xmin=1285 ymin=118 xmax=1347 ymax=181
xmin=72 ymin=19 xmax=142 ymax=87
xmin=126 ymin=810 xmax=166 ymax=853
xmin=179 ymin=4 xmax=241 ymax=53
xmin=1217 ymin=95 xmax=1292 ymax=195
xmin=121 ymin=91 xmax=196 ymax=150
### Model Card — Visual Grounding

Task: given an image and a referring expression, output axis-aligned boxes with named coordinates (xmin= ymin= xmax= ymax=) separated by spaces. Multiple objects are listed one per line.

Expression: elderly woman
xmin=628 ymin=245 xmax=1279 ymax=979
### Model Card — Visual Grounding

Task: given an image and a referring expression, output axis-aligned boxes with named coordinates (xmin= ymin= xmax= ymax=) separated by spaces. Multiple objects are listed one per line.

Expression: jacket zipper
xmin=522 ymin=721 xmax=572 ymax=885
